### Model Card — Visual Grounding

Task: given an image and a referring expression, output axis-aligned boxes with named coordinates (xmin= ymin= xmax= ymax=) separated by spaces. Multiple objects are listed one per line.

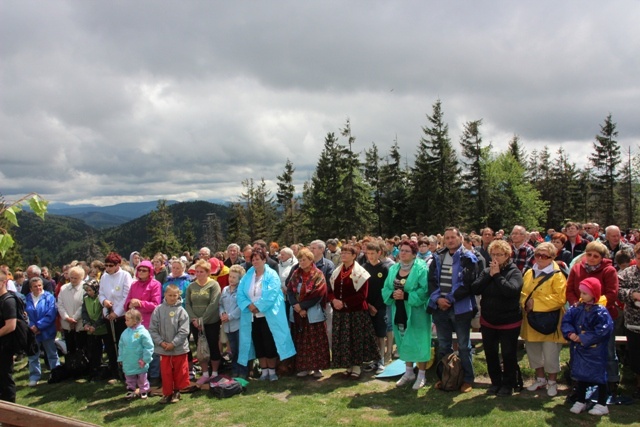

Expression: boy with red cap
xmin=561 ymin=277 xmax=614 ymax=416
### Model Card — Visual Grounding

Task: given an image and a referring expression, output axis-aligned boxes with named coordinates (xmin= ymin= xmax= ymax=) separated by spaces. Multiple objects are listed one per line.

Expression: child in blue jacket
xmin=561 ymin=277 xmax=613 ymax=416
xmin=118 ymin=309 xmax=154 ymax=400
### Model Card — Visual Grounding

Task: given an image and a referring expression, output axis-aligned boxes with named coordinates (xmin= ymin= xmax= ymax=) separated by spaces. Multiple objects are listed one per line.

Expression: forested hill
xmin=8 ymin=200 xmax=229 ymax=268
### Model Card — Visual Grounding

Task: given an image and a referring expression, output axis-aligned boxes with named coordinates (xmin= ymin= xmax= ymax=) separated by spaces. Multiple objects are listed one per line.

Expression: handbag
xmin=524 ymin=270 xmax=561 ymax=335
xmin=196 ymin=318 xmax=210 ymax=362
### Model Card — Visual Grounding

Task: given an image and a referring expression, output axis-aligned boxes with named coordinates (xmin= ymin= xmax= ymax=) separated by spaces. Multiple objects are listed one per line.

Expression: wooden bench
xmin=0 ymin=400 xmax=99 ymax=427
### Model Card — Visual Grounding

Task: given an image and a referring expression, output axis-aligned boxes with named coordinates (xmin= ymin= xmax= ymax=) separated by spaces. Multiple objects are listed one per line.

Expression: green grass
xmin=13 ymin=346 xmax=640 ymax=427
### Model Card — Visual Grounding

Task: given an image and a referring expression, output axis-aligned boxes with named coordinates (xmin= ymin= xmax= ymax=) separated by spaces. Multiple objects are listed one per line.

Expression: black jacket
xmin=470 ymin=261 xmax=523 ymax=326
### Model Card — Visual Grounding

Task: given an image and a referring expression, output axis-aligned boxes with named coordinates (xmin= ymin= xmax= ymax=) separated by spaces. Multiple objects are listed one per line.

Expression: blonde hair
xmin=194 ymin=259 xmax=211 ymax=273
xmin=488 ymin=240 xmax=512 ymax=257
xmin=534 ymin=242 xmax=557 ymax=258
xmin=229 ymin=264 xmax=246 ymax=278
xmin=125 ymin=308 xmax=142 ymax=323
xmin=585 ymin=241 xmax=610 ymax=258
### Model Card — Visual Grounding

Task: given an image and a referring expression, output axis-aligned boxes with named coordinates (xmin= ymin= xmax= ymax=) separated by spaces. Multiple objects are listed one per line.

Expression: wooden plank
xmin=0 ymin=400 xmax=99 ymax=427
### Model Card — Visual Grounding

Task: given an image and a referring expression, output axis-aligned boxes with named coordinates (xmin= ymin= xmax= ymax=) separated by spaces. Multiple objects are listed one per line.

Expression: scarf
xmin=288 ymin=264 xmax=327 ymax=304
xmin=584 ymin=262 xmax=601 ymax=274
xmin=329 ymin=261 xmax=371 ymax=292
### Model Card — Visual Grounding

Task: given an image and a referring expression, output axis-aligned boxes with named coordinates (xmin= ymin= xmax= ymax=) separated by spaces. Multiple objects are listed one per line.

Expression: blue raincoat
xmin=237 ymin=265 xmax=296 ymax=366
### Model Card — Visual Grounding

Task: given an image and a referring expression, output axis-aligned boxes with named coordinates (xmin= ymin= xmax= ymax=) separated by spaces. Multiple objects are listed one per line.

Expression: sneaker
xmin=28 ymin=380 xmax=38 ymax=387
xmin=159 ymin=395 xmax=172 ymax=404
xmin=259 ymin=371 xmax=270 ymax=381
xmin=412 ymin=376 xmax=426 ymax=390
xmin=547 ymin=382 xmax=558 ymax=397
xmin=569 ymin=401 xmax=587 ymax=414
xmin=375 ymin=364 xmax=385 ymax=375
xmin=313 ymin=370 xmax=323 ymax=378
xmin=171 ymin=391 xmax=181 ymax=403
xmin=395 ymin=373 xmax=416 ymax=387
xmin=140 ymin=392 xmax=148 ymax=400
xmin=196 ymin=373 xmax=210 ymax=386
xmin=460 ymin=383 xmax=473 ymax=393
xmin=125 ymin=390 xmax=136 ymax=400
xmin=296 ymin=371 xmax=310 ymax=377
xmin=527 ymin=378 xmax=547 ymax=392
xmin=588 ymin=403 xmax=609 ymax=416
xmin=362 ymin=362 xmax=376 ymax=372
xmin=270 ymin=373 xmax=279 ymax=382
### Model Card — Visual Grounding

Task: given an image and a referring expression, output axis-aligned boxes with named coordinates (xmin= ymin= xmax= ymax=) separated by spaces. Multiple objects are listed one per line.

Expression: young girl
xmin=82 ymin=280 xmax=108 ymax=381
xmin=561 ymin=277 xmax=614 ymax=416
xmin=118 ymin=309 xmax=154 ymax=400
xmin=149 ymin=285 xmax=191 ymax=404
xmin=219 ymin=265 xmax=245 ymax=376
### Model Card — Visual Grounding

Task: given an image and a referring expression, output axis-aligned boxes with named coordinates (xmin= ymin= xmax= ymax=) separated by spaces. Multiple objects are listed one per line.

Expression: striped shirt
xmin=439 ymin=252 xmax=454 ymax=295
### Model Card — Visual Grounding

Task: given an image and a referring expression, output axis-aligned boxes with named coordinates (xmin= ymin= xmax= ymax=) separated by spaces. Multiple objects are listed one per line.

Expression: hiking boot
xmin=497 ymin=386 xmax=512 ymax=397
xmin=547 ymin=382 xmax=558 ymax=397
xmin=486 ymin=385 xmax=500 ymax=395
xmin=171 ymin=391 xmax=181 ymax=403
xmin=396 ymin=373 xmax=416 ymax=387
xmin=569 ymin=401 xmax=586 ymax=414
xmin=588 ymin=403 xmax=609 ymax=416
xmin=460 ymin=383 xmax=473 ymax=393
xmin=527 ymin=378 xmax=547 ymax=392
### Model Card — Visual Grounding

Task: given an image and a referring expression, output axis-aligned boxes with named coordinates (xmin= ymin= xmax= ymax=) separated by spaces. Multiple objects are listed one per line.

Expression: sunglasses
xmin=534 ymin=254 xmax=551 ymax=260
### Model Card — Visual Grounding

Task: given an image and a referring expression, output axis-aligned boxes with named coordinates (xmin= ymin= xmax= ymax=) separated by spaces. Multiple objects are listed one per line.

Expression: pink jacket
xmin=124 ymin=260 xmax=162 ymax=327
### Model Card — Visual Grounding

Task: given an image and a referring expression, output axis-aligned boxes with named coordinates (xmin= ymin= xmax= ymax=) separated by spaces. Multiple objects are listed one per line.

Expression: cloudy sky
xmin=1 ymin=1 xmax=639 ymax=206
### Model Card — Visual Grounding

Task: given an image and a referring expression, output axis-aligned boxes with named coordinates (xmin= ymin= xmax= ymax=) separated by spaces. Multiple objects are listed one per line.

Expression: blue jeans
xmin=226 ymin=330 xmax=246 ymax=375
xmin=149 ymin=353 xmax=161 ymax=379
xmin=28 ymin=339 xmax=60 ymax=382
xmin=433 ymin=309 xmax=474 ymax=384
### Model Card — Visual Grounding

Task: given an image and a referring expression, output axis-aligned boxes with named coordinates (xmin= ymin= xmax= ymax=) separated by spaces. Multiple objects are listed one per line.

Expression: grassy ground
xmin=13 ymin=346 xmax=640 ymax=427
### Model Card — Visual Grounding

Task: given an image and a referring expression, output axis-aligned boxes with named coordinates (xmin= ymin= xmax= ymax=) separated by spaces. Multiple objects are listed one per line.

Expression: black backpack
xmin=209 ymin=376 xmax=244 ymax=398
xmin=1 ymin=292 xmax=38 ymax=356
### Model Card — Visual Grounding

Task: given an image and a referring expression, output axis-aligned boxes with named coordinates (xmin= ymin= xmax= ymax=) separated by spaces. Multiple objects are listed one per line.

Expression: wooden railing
xmin=0 ymin=400 xmax=100 ymax=427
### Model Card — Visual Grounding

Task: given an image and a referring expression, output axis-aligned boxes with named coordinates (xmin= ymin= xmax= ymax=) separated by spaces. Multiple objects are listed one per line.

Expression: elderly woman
xmin=329 ymin=245 xmax=379 ymax=379
xmin=26 ymin=277 xmax=60 ymax=386
xmin=237 ymin=249 xmax=295 ymax=381
xmin=617 ymin=243 xmax=640 ymax=398
xmin=287 ymin=248 xmax=330 ymax=378
xmin=382 ymin=239 xmax=431 ymax=389
xmin=58 ymin=266 xmax=88 ymax=356
xmin=520 ymin=242 xmax=567 ymax=397
xmin=185 ymin=259 xmax=222 ymax=385
xmin=566 ymin=241 xmax=620 ymax=397
xmin=470 ymin=239 xmax=523 ymax=396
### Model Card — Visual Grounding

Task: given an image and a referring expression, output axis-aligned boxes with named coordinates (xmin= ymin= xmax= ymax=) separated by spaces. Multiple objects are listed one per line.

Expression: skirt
xmin=292 ymin=315 xmax=330 ymax=372
xmin=331 ymin=310 xmax=380 ymax=368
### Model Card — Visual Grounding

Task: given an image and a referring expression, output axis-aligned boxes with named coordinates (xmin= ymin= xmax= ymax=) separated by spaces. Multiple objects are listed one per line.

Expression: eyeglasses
xmin=534 ymin=254 xmax=551 ymax=260
xmin=104 ymin=263 xmax=115 ymax=268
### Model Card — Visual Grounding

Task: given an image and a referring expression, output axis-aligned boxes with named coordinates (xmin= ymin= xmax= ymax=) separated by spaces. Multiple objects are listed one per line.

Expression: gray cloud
xmin=1 ymin=0 xmax=639 ymax=206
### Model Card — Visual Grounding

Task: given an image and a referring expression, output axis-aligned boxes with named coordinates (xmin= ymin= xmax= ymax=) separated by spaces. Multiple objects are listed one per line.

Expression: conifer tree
xmin=226 ymin=202 xmax=251 ymax=248
xmin=507 ymin=134 xmax=526 ymax=167
xmin=379 ymin=140 xmax=410 ymax=236
xmin=143 ymin=199 xmax=181 ymax=256
xmin=411 ymin=100 xmax=462 ymax=234
xmin=460 ymin=119 xmax=490 ymax=230
xmin=364 ymin=142 xmax=382 ymax=236
xmin=589 ymin=114 xmax=621 ymax=226
xmin=275 ymin=159 xmax=300 ymax=244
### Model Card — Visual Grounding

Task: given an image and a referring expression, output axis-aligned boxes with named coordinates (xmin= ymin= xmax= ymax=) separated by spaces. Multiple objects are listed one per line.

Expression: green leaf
xmin=3 ymin=207 xmax=18 ymax=227
xmin=0 ymin=233 xmax=15 ymax=257
xmin=28 ymin=195 xmax=49 ymax=220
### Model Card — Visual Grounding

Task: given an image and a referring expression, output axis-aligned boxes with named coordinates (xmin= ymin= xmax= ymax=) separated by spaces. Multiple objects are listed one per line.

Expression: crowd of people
xmin=0 ymin=223 xmax=639 ymax=417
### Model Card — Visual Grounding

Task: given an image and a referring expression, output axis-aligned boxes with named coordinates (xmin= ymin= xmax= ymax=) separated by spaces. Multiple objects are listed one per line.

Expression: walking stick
xmin=109 ymin=312 xmax=124 ymax=380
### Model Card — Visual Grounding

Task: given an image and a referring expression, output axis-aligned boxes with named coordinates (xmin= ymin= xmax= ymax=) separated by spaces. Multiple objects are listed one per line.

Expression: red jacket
xmin=566 ymin=257 xmax=619 ymax=319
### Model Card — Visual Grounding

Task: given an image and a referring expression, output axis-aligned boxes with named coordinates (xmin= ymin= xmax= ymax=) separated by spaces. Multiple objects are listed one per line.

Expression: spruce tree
xmin=460 ymin=119 xmax=490 ymax=230
xmin=307 ymin=132 xmax=342 ymax=238
xmin=379 ymin=140 xmax=410 ymax=236
xmin=142 ymin=199 xmax=182 ymax=257
xmin=411 ymin=100 xmax=462 ymax=234
xmin=589 ymin=113 xmax=621 ymax=226
xmin=275 ymin=159 xmax=300 ymax=244
xmin=507 ymin=134 xmax=526 ymax=167
xmin=364 ymin=142 xmax=382 ymax=236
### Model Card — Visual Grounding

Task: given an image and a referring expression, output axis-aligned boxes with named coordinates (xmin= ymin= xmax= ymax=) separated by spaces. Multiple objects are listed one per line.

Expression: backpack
xmin=436 ymin=353 xmax=464 ymax=391
xmin=65 ymin=348 xmax=90 ymax=376
xmin=1 ymin=292 xmax=38 ymax=356
xmin=209 ymin=376 xmax=244 ymax=398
